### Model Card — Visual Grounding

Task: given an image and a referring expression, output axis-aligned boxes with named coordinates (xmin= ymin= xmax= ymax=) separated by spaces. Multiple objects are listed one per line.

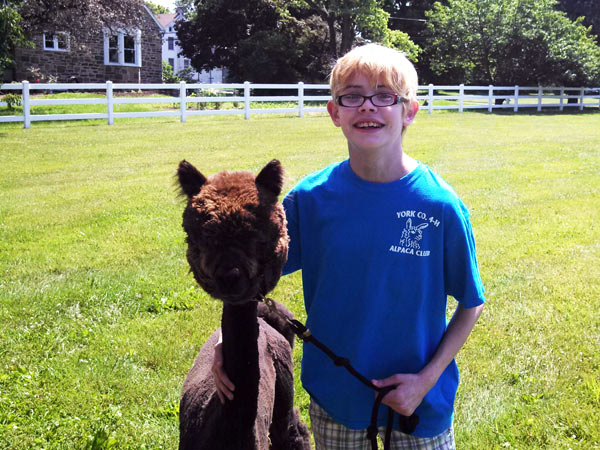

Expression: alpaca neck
xmin=221 ymin=301 xmax=260 ymax=438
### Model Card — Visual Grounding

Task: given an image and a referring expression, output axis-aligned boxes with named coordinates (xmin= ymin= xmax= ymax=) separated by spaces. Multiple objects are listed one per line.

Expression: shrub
xmin=2 ymin=93 xmax=21 ymax=110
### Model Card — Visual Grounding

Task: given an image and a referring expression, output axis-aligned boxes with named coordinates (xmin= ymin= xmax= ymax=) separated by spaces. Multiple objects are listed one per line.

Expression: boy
xmin=214 ymin=43 xmax=485 ymax=449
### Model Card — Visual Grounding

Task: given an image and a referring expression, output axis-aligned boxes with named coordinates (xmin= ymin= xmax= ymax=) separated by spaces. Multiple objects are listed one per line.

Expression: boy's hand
xmin=372 ymin=373 xmax=433 ymax=416
xmin=372 ymin=304 xmax=484 ymax=417
xmin=212 ymin=339 xmax=235 ymax=404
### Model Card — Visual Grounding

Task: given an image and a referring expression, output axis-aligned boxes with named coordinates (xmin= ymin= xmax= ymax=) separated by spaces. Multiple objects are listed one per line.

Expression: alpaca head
xmin=177 ymin=160 xmax=289 ymax=304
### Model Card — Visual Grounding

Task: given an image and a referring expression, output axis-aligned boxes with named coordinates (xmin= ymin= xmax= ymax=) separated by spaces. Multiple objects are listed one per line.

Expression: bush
xmin=1 ymin=93 xmax=21 ymax=110
xmin=162 ymin=60 xmax=179 ymax=84
xmin=189 ymin=88 xmax=227 ymax=110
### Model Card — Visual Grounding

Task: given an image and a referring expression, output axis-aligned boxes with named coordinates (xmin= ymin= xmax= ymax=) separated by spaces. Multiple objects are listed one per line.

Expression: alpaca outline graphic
xmin=389 ymin=212 xmax=435 ymax=257
xmin=400 ymin=218 xmax=429 ymax=250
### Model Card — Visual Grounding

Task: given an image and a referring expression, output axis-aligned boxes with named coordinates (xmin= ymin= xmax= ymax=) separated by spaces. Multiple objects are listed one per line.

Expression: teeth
xmin=356 ymin=122 xmax=382 ymax=128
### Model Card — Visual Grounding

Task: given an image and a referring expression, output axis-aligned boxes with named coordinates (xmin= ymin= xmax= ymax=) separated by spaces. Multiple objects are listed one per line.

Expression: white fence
xmin=1 ymin=81 xmax=599 ymax=128
xmin=420 ymin=84 xmax=600 ymax=114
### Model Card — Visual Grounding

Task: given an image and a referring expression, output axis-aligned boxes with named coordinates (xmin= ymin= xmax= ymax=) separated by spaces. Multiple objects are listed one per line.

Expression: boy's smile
xmin=355 ymin=121 xmax=384 ymax=129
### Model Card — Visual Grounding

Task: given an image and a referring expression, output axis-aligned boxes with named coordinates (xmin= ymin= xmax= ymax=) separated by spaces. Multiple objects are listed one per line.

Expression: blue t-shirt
xmin=282 ymin=160 xmax=485 ymax=438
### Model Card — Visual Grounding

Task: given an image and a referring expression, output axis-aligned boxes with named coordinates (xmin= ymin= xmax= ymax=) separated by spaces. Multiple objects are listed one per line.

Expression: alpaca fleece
xmin=177 ymin=160 xmax=310 ymax=450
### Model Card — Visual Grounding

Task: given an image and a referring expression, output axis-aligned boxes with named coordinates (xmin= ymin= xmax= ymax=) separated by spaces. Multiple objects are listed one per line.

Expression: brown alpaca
xmin=176 ymin=160 xmax=311 ymax=450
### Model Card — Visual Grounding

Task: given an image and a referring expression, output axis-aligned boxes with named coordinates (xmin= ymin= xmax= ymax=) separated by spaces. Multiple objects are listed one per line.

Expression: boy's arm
xmin=372 ymin=302 xmax=484 ymax=416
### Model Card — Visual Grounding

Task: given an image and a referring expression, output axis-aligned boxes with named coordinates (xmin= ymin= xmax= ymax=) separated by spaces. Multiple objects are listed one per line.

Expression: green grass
xmin=1 ymin=110 xmax=599 ymax=449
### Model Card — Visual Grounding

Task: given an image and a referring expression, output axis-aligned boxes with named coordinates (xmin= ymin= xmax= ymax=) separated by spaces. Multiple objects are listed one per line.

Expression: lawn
xmin=0 ymin=110 xmax=599 ymax=449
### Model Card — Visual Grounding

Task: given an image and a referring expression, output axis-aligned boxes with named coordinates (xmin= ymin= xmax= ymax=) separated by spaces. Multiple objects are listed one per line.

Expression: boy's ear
xmin=403 ymin=101 xmax=419 ymax=127
xmin=327 ymin=100 xmax=341 ymax=127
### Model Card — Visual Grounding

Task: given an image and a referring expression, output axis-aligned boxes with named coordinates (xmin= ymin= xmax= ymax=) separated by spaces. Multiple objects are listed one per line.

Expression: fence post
xmin=514 ymin=85 xmax=519 ymax=112
xmin=488 ymin=85 xmax=493 ymax=113
xmin=579 ymin=87 xmax=584 ymax=111
xmin=298 ymin=82 xmax=304 ymax=118
xmin=244 ymin=81 xmax=251 ymax=120
xmin=23 ymin=80 xmax=30 ymax=129
xmin=537 ymin=86 xmax=542 ymax=112
xmin=459 ymin=84 xmax=464 ymax=113
xmin=179 ymin=81 xmax=187 ymax=123
xmin=560 ymin=88 xmax=564 ymax=111
xmin=106 ymin=81 xmax=114 ymax=125
xmin=428 ymin=84 xmax=433 ymax=114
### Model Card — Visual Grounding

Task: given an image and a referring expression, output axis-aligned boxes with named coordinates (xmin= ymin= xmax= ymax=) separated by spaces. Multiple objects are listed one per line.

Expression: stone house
xmin=7 ymin=5 xmax=162 ymax=83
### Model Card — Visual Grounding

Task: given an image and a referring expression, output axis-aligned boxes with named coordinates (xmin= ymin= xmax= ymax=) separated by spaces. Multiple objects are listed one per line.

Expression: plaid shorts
xmin=309 ymin=400 xmax=456 ymax=450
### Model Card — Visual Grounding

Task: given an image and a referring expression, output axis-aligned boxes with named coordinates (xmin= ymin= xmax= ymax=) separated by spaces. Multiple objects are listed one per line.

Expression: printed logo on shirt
xmin=389 ymin=210 xmax=440 ymax=257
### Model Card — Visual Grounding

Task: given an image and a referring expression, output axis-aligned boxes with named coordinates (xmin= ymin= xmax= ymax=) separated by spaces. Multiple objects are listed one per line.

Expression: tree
xmin=298 ymin=0 xmax=392 ymax=58
xmin=18 ymin=0 xmax=147 ymax=39
xmin=379 ymin=0 xmax=436 ymax=82
xmin=145 ymin=1 xmax=171 ymax=15
xmin=426 ymin=0 xmax=600 ymax=87
xmin=177 ymin=0 xmax=421 ymax=83
xmin=177 ymin=0 xmax=331 ymax=83
xmin=381 ymin=0 xmax=436 ymax=45
xmin=385 ymin=29 xmax=421 ymax=62
xmin=174 ymin=0 xmax=195 ymax=18
xmin=0 ymin=2 xmax=32 ymax=71
xmin=555 ymin=0 xmax=599 ymax=38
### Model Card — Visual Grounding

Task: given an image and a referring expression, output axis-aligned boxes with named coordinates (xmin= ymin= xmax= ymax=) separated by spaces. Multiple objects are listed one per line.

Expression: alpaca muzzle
xmin=215 ymin=263 xmax=256 ymax=302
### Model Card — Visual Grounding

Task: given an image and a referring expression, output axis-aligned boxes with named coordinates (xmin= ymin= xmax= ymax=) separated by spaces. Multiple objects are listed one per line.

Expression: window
xmin=124 ymin=35 xmax=136 ymax=64
xmin=103 ymin=29 xmax=141 ymax=67
xmin=168 ymin=37 xmax=174 ymax=50
xmin=108 ymin=35 xmax=119 ymax=63
xmin=183 ymin=59 xmax=190 ymax=68
xmin=43 ymin=32 xmax=69 ymax=51
xmin=168 ymin=58 xmax=175 ymax=68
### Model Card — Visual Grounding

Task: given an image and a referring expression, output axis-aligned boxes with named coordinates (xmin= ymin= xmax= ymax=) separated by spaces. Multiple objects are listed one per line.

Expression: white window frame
xmin=43 ymin=32 xmax=70 ymax=52
xmin=103 ymin=28 xmax=142 ymax=67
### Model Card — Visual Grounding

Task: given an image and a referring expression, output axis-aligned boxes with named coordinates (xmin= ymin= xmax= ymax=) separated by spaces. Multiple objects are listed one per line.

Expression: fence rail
xmin=1 ymin=81 xmax=599 ymax=128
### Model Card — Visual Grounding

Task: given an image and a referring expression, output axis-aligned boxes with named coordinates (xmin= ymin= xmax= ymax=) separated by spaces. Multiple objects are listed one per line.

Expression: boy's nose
xmin=359 ymin=98 xmax=377 ymax=111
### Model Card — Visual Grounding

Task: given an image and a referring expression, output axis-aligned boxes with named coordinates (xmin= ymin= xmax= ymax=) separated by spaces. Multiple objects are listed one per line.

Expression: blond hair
xmin=330 ymin=44 xmax=418 ymax=103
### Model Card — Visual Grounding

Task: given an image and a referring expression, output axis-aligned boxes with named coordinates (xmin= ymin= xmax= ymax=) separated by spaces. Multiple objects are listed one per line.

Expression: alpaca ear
xmin=177 ymin=160 xmax=207 ymax=198
xmin=256 ymin=159 xmax=284 ymax=197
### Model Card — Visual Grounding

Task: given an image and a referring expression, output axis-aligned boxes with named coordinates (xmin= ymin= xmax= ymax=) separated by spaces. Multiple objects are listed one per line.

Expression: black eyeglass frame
xmin=335 ymin=93 xmax=408 ymax=107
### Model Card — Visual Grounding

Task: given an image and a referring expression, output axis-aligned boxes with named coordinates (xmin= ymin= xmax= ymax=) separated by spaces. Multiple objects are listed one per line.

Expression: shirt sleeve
xmin=443 ymin=200 xmax=485 ymax=307
xmin=282 ymin=189 xmax=301 ymax=275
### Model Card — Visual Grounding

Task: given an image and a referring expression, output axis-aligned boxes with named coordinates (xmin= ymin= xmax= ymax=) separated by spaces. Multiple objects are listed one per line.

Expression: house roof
xmin=142 ymin=5 xmax=165 ymax=31
xmin=157 ymin=13 xmax=176 ymax=28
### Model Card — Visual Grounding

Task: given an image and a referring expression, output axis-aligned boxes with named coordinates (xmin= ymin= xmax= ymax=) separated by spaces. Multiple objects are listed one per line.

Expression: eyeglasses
xmin=335 ymin=93 xmax=408 ymax=107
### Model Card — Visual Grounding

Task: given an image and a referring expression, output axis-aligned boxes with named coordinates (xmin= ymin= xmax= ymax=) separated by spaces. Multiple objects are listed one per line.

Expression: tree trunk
xmin=327 ymin=14 xmax=338 ymax=59
xmin=339 ymin=13 xmax=354 ymax=56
